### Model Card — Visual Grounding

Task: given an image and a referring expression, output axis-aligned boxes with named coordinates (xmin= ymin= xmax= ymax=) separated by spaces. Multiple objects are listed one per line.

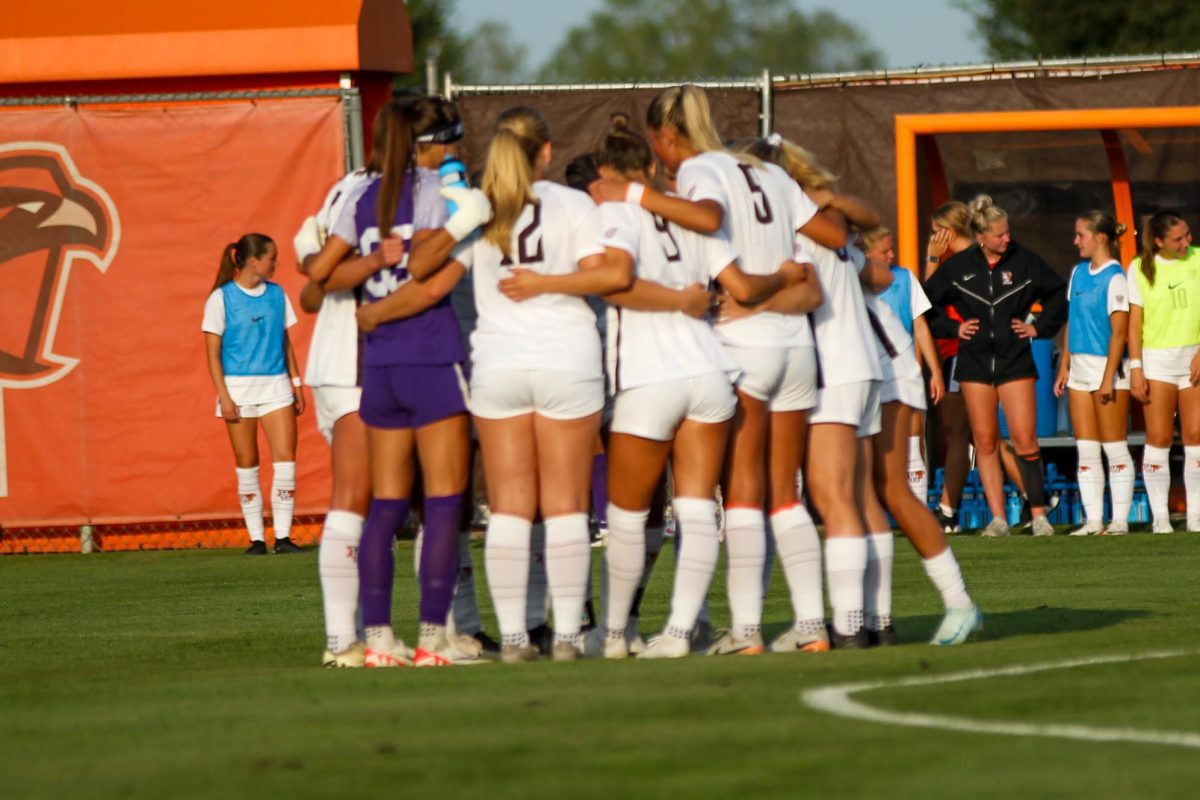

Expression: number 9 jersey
xmin=452 ymin=180 xmax=606 ymax=377
xmin=676 ymin=151 xmax=819 ymax=349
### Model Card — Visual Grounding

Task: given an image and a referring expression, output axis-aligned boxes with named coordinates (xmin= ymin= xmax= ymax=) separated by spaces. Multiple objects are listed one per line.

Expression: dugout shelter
xmin=0 ymin=0 xmax=411 ymax=552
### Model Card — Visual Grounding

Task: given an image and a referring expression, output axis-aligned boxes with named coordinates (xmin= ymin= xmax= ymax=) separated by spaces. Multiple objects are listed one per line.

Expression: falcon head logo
xmin=0 ymin=143 xmax=119 ymax=389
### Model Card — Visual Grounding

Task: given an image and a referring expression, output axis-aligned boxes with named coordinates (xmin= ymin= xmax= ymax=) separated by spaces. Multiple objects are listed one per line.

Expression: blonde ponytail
xmin=730 ymin=136 xmax=836 ymax=193
xmin=647 ymin=84 xmax=724 ymax=154
xmin=481 ymin=106 xmax=550 ymax=258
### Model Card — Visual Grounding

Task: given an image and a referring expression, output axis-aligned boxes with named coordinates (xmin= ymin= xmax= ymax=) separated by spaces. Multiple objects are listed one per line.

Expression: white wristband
xmin=626 ymin=182 xmax=646 ymax=206
xmin=1128 ymin=359 xmax=1143 ymax=370
xmin=291 ymin=376 xmax=303 ymax=388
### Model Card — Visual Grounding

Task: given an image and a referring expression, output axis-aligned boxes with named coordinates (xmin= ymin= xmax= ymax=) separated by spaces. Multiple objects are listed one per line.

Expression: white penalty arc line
xmin=802 ymin=650 xmax=1200 ymax=749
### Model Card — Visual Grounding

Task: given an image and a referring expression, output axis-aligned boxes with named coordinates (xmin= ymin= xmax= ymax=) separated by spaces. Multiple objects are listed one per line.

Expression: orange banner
xmin=0 ymin=98 xmax=342 ymax=527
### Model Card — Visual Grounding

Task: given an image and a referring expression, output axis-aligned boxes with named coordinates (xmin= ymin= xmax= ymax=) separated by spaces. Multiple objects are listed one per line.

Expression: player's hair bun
xmin=1114 ymin=223 xmax=1128 ymax=238
xmin=608 ymin=112 xmax=633 ymax=134
xmin=967 ymin=194 xmax=994 ymax=215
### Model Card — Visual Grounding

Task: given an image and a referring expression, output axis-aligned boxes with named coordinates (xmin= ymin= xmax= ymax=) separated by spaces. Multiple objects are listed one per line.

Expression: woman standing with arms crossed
xmin=203 ymin=234 xmax=305 ymax=556
xmin=1126 ymin=211 xmax=1200 ymax=533
xmin=1053 ymin=211 xmax=1134 ymax=536
xmin=923 ymin=196 xmax=1067 ymax=538
xmin=591 ymin=89 xmax=844 ymax=656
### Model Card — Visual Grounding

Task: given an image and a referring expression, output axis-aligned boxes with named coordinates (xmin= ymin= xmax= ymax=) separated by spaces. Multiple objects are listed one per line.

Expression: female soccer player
xmin=723 ymin=136 xmax=883 ymax=649
xmin=409 ymin=106 xmax=630 ymax=663
xmin=1127 ymin=211 xmax=1200 ymax=533
xmin=1053 ymin=211 xmax=1134 ymax=536
xmin=924 ymin=195 xmax=1067 ymax=538
xmin=322 ymin=97 xmax=490 ymax=668
xmin=858 ymin=228 xmax=983 ymax=646
xmin=592 ymin=87 xmax=842 ymax=656
xmin=202 ymin=233 xmax=305 ymax=556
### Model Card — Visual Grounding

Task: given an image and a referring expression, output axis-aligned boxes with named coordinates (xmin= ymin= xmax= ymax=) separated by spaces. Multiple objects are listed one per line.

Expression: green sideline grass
xmin=2 ymin=533 xmax=1199 ymax=800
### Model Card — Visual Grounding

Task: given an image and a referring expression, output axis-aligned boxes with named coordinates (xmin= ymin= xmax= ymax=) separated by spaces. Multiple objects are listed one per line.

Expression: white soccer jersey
xmin=599 ymin=202 xmax=739 ymax=391
xmin=304 ymin=170 xmax=375 ymax=388
xmin=677 ymin=152 xmax=819 ymax=348
xmin=866 ymin=292 xmax=921 ymax=384
xmin=803 ymin=237 xmax=883 ymax=386
xmin=453 ymin=181 xmax=605 ymax=376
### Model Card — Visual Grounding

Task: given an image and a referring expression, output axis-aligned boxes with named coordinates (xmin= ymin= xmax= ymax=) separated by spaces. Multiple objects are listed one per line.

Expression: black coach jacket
xmin=923 ymin=241 xmax=1067 ymax=385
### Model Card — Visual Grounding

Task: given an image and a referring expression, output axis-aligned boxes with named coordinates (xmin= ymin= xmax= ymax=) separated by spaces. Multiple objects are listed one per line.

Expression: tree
xmin=537 ymin=0 xmax=881 ymax=82
xmin=461 ymin=21 xmax=529 ymax=84
xmin=957 ymin=0 xmax=1200 ymax=61
xmin=395 ymin=0 xmax=469 ymax=90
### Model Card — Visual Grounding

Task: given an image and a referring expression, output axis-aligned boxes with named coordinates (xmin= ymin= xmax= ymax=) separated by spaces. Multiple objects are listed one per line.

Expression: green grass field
xmin=3 ymin=532 xmax=1199 ymax=799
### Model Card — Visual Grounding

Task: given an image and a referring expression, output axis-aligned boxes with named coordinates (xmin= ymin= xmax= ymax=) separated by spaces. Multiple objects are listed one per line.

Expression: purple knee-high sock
xmin=591 ymin=453 xmax=609 ymax=528
xmin=419 ymin=494 xmax=464 ymax=625
xmin=359 ymin=498 xmax=410 ymax=627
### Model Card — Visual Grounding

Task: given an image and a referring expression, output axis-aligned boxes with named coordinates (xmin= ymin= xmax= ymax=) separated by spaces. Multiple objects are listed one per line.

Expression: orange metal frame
xmin=895 ymin=106 xmax=1200 ymax=271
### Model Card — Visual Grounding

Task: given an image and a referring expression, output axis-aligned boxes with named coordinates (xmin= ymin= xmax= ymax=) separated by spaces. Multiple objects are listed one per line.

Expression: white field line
xmin=802 ymin=651 xmax=1200 ymax=748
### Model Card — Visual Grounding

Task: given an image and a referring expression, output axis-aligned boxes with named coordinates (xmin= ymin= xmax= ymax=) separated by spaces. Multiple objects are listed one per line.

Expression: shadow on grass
xmin=764 ymin=607 xmax=1151 ymax=646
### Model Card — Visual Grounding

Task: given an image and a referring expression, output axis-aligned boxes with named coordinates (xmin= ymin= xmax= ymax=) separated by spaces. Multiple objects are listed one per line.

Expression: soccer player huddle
xmin=205 ymin=83 xmax=1192 ymax=668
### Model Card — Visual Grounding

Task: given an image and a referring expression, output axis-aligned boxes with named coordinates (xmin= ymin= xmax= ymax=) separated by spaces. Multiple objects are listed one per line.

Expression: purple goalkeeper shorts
xmin=359 ymin=363 xmax=469 ymax=429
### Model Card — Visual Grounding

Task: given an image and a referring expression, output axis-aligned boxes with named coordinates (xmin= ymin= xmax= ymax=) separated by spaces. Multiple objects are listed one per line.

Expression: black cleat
xmin=244 ymin=541 xmax=268 ymax=555
xmin=867 ymin=625 xmax=898 ymax=647
xmin=527 ymin=623 xmax=554 ymax=656
xmin=934 ymin=506 xmax=959 ymax=534
xmin=273 ymin=537 xmax=304 ymax=554
xmin=829 ymin=626 xmax=869 ymax=650
xmin=473 ymin=631 xmax=501 ymax=657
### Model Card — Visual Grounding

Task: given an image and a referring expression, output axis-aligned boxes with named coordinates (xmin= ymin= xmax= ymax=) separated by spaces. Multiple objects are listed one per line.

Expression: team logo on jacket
xmin=0 ymin=143 xmax=119 ymax=496
xmin=1001 ymin=271 xmax=1013 ymax=285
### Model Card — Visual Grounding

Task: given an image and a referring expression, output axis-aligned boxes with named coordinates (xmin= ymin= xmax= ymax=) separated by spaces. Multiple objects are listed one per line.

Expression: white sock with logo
xmin=1075 ymin=440 xmax=1104 ymax=524
xmin=907 ymin=436 xmax=928 ymax=503
xmin=1103 ymin=441 xmax=1135 ymax=524
xmin=271 ymin=461 xmax=296 ymax=540
xmin=1142 ymin=445 xmax=1171 ymax=526
xmin=236 ymin=466 xmax=265 ymax=542
xmin=319 ymin=510 xmax=363 ymax=654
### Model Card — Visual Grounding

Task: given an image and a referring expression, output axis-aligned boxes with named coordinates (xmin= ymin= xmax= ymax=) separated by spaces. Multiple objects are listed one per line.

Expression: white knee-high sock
xmin=526 ymin=522 xmax=548 ymax=629
xmin=1075 ymin=440 xmax=1105 ymax=524
xmin=319 ymin=510 xmax=363 ymax=653
xmin=604 ymin=504 xmax=648 ymax=636
xmin=769 ymin=504 xmax=824 ymax=632
xmin=1103 ymin=441 xmax=1135 ymax=523
xmin=907 ymin=436 xmax=928 ymax=504
xmin=1185 ymin=446 xmax=1200 ymax=526
xmin=825 ymin=536 xmax=867 ymax=637
xmin=863 ymin=531 xmax=895 ymax=632
xmin=921 ymin=548 xmax=973 ymax=610
xmin=666 ymin=497 xmax=720 ymax=636
xmin=544 ymin=513 xmax=591 ymax=641
xmin=236 ymin=466 xmax=265 ymax=542
xmin=452 ymin=529 xmax=482 ymax=635
xmin=484 ymin=514 xmax=532 ymax=644
xmin=271 ymin=461 xmax=296 ymax=540
xmin=1142 ymin=445 xmax=1171 ymax=526
xmin=723 ymin=507 xmax=766 ymax=639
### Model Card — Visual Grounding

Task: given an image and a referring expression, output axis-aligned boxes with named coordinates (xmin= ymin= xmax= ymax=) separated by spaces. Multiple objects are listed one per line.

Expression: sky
xmin=452 ymin=0 xmax=986 ymax=77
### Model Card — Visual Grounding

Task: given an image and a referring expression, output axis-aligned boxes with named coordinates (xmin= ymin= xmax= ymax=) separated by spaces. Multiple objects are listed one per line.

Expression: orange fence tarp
xmin=0 ymin=98 xmax=342 ymax=528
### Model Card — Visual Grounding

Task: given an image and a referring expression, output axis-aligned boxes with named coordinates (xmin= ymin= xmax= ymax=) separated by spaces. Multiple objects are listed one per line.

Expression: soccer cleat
xmin=1151 ymin=518 xmax=1175 ymax=534
xmin=472 ymin=631 xmax=501 ymax=658
xmin=867 ymin=625 xmax=898 ymax=647
xmin=1031 ymin=516 xmax=1055 ymax=537
xmin=1018 ymin=494 xmax=1060 ymax=528
xmin=934 ymin=505 xmax=960 ymax=534
xmin=413 ymin=637 xmax=488 ymax=667
xmin=244 ymin=541 xmax=268 ymax=555
xmin=769 ymin=626 xmax=831 ymax=653
xmin=930 ymin=605 xmax=983 ymax=646
xmin=625 ymin=617 xmax=647 ymax=655
xmin=706 ymin=629 xmax=765 ymax=656
xmin=639 ymin=633 xmax=690 ymax=659
xmin=1068 ymin=521 xmax=1104 ymax=537
xmin=551 ymin=640 xmax=581 ymax=662
xmin=364 ymin=642 xmax=414 ymax=668
xmin=527 ymin=623 xmax=554 ymax=656
xmin=829 ymin=626 xmax=869 ymax=650
xmin=273 ymin=537 xmax=304 ymax=554
xmin=980 ymin=517 xmax=1011 ymax=538
xmin=322 ymin=641 xmax=365 ymax=668
xmin=590 ymin=526 xmax=609 ymax=549
xmin=690 ymin=619 xmax=715 ymax=654
xmin=1102 ymin=521 xmax=1129 ymax=536
xmin=499 ymin=642 xmax=540 ymax=664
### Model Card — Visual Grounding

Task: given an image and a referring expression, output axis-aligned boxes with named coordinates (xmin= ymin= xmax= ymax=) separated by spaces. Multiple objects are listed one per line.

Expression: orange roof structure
xmin=0 ymin=0 xmax=412 ymax=85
